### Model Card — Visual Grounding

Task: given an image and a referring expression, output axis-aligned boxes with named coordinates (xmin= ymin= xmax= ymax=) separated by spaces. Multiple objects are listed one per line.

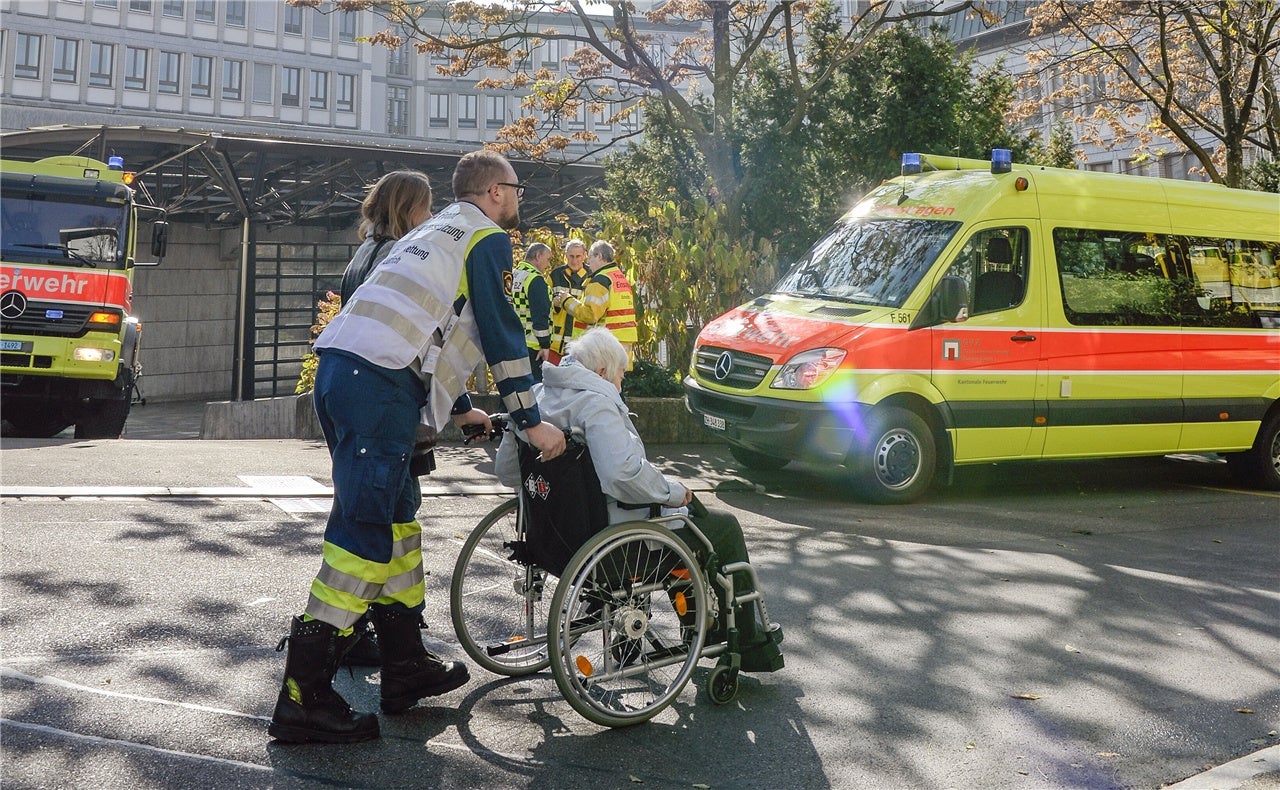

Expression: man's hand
xmin=451 ymin=408 xmax=492 ymax=436
xmin=676 ymin=483 xmax=693 ymax=508
xmin=526 ymin=421 xmax=566 ymax=461
xmin=551 ymin=287 xmax=570 ymax=311
xmin=536 ymin=348 xmax=551 ymax=363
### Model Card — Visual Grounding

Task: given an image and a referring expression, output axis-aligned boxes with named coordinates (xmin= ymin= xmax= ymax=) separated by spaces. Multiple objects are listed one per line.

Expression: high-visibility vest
xmin=572 ymin=262 xmax=637 ymax=344
xmin=549 ymin=264 xmax=586 ymax=356
xmin=316 ymin=201 xmax=498 ymax=430
xmin=511 ymin=260 xmax=549 ymax=351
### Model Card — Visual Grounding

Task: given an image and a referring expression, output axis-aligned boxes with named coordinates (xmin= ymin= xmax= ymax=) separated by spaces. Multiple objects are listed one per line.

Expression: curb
xmin=1163 ymin=745 xmax=1280 ymax=790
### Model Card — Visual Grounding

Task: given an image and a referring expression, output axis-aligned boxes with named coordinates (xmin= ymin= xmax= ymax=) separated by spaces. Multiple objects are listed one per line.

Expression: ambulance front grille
xmin=694 ymin=346 xmax=772 ymax=390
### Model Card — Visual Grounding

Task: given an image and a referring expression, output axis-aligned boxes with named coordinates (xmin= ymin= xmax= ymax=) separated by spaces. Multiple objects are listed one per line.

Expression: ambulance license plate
xmin=703 ymin=414 xmax=726 ymax=431
xmin=0 ymin=340 xmax=25 ymax=352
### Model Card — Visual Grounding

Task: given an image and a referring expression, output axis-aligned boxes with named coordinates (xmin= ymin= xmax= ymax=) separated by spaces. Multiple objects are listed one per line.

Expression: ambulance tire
xmin=728 ymin=442 xmax=790 ymax=471
xmin=1226 ymin=410 xmax=1280 ymax=491
xmin=75 ymin=394 xmax=131 ymax=440
xmin=850 ymin=406 xmax=936 ymax=504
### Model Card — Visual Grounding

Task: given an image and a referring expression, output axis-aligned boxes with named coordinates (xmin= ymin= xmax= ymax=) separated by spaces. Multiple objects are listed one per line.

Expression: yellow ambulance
xmin=684 ymin=151 xmax=1280 ymax=503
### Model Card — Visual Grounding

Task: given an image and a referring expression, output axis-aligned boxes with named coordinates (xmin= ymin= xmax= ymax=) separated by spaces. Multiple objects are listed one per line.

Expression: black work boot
xmin=370 ymin=606 xmax=469 ymax=714
xmin=338 ymin=616 xmax=382 ymax=668
xmin=268 ymin=616 xmax=381 ymax=744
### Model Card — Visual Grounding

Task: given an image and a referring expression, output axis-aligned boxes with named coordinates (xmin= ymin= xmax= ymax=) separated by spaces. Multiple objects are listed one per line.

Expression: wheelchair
xmin=450 ymin=416 xmax=782 ymax=728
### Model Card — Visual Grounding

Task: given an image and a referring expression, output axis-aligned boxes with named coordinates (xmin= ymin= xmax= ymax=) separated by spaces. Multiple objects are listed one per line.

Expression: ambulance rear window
xmin=776 ymin=218 xmax=961 ymax=308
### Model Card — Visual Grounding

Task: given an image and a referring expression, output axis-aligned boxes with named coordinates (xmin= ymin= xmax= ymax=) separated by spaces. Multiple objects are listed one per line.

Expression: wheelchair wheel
xmin=547 ymin=521 xmax=709 ymax=728
xmin=706 ymin=661 xmax=739 ymax=706
xmin=450 ymin=497 xmax=555 ymax=676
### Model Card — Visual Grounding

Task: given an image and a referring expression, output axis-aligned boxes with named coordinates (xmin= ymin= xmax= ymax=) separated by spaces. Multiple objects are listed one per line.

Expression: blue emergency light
xmin=991 ymin=148 xmax=1012 ymax=174
xmin=902 ymin=152 xmax=922 ymax=175
xmin=108 ymin=156 xmax=124 ymax=171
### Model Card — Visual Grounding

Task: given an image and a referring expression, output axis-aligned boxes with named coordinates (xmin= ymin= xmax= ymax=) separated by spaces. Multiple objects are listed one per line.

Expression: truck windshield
xmin=1 ymin=191 xmax=129 ymax=269
xmin=775 ymin=218 xmax=962 ymax=308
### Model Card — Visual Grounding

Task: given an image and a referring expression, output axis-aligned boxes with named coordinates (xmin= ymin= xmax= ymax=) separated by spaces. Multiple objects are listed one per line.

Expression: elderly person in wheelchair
xmin=495 ymin=327 xmax=783 ymax=674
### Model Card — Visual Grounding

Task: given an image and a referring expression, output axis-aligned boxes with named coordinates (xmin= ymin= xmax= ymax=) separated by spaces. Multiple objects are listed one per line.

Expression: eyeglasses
xmin=496 ymin=182 xmax=526 ymax=199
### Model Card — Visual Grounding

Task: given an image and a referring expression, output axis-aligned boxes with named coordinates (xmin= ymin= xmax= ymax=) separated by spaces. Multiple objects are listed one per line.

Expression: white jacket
xmin=496 ymin=360 xmax=686 ymax=524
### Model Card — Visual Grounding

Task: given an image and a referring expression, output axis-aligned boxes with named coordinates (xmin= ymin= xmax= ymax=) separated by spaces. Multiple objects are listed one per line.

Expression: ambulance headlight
xmin=771 ymin=348 xmax=846 ymax=390
xmin=73 ymin=347 xmax=116 ymax=363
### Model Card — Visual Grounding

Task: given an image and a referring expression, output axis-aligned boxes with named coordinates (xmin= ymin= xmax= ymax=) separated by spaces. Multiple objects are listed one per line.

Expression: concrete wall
xmin=132 ymin=223 xmax=348 ymax=403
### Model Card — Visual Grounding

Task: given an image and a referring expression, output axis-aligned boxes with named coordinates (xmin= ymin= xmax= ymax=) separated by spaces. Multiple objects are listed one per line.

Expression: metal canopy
xmin=0 ymin=125 xmax=603 ymax=231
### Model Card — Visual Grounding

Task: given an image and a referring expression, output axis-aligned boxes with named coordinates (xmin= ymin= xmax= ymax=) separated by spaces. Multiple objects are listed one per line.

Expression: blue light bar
xmin=108 ymin=156 xmax=125 ymax=171
xmin=991 ymin=148 xmax=1012 ymax=174
xmin=902 ymin=152 xmax=922 ymax=175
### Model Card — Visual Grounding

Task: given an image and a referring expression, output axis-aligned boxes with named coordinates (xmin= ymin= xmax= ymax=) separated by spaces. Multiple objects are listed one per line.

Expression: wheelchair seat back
xmin=513 ymin=439 xmax=610 ymax=576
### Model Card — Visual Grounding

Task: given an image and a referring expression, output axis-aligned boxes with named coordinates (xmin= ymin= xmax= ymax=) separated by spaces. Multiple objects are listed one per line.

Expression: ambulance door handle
xmin=1010 ymin=333 xmax=1037 ymax=342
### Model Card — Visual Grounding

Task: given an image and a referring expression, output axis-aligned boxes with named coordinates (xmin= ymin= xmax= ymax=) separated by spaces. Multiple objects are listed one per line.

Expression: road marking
xmin=1 ymin=718 xmax=273 ymax=773
xmin=0 ymin=666 xmax=270 ymax=722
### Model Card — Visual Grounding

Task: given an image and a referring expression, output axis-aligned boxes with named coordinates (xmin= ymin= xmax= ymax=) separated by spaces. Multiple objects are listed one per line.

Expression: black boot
xmin=370 ymin=606 xmax=469 ymax=714
xmin=268 ymin=616 xmax=380 ymax=743
xmin=338 ymin=615 xmax=382 ymax=668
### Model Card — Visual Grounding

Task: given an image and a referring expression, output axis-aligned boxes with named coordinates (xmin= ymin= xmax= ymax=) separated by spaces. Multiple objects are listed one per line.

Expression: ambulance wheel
xmin=728 ymin=442 xmax=789 ymax=471
xmin=850 ymin=406 xmax=935 ymax=504
xmin=1227 ymin=410 xmax=1280 ymax=491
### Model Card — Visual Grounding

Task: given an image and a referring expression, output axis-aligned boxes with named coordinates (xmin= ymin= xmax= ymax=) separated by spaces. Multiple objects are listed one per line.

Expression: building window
xmin=94 ymin=0 xmax=118 ymax=7
xmin=387 ymin=46 xmax=411 ymax=78
xmin=566 ymin=102 xmax=586 ymax=130
xmin=252 ymin=61 xmax=273 ymax=103
xmin=541 ymin=39 xmax=560 ymax=68
xmin=284 ymin=5 xmax=303 ymax=35
xmin=15 ymin=33 xmax=42 ymax=80
xmin=253 ymin=2 xmax=275 ymax=32
xmin=459 ymin=94 xmax=477 ymax=129
xmin=429 ymin=93 xmax=450 ymax=128
xmin=124 ymin=46 xmax=148 ymax=91
xmin=280 ymin=66 xmax=300 ymax=107
xmin=89 ymin=41 xmax=114 ymax=87
xmin=312 ymin=10 xmax=330 ymax=40
xmin=53 ymin=38 xmax=79 ymax=83
xmin=193 ymin=0 xmax=215 ymax=22
xmin=336 ymin=73 xmax=355 ymax=112
xmin=158 ymin=50 xmax=181 ymax=94
xmin=161 ymin=0 xmax=183 ymax=18
xmin=338 ymin=11 xmax=357 ymax=42
xmin=593 ymin=105 xmax=611 ymax=131
xmin=486 ymin=95 xmax=505 ymax=129
xmin=191 ymin=55 xmax=211 ymax=97
xmin=225 ymin=0 xmax=245 ymax=28
xmin=309 ymin=70 xmax=328 ymax=109
xmin=387 ymin=86 xmax=410 ymax=136
xmin=222 ymin=58 xmax=243 ymax=100
xmin=129 ymin=0 xmax=152 ymax=11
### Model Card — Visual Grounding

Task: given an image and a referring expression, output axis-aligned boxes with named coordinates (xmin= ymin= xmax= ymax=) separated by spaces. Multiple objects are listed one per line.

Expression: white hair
xmin=565 ymin=328 xmax=628 ymax=382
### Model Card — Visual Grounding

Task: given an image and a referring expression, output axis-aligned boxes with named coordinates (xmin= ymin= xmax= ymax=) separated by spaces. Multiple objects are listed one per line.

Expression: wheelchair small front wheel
xmin=706 ymin=661 xmax=739 ymax=705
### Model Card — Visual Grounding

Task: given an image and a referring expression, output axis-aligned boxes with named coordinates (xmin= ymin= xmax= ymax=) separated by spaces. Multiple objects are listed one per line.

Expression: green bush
xmin=622 ymin=358 xmax=685 ymax=398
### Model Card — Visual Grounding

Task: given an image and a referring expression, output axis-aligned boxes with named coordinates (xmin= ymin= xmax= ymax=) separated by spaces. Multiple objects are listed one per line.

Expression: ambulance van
xmin=684 ymin=151 xmax=1280 ymax=503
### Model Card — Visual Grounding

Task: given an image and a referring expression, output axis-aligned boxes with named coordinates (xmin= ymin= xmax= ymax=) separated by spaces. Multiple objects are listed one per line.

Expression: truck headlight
xmin=771 ymin=348 xmax=846 ymax=390
xmin=73 ymin=347 xmax=116 ymax=363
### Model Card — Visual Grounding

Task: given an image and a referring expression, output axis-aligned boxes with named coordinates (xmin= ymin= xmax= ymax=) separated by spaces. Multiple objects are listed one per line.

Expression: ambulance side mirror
xmin=911 ymin=275 xmax=970 ymax=329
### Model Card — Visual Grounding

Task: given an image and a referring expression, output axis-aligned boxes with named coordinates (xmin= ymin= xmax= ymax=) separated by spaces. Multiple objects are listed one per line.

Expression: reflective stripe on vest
xmin=573 ymin=264 xmax=637 ymax=343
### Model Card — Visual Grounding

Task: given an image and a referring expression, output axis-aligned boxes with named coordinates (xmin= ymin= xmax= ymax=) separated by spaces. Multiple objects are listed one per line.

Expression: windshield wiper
xmin=11 ymin=243 xmax=99 ymax=268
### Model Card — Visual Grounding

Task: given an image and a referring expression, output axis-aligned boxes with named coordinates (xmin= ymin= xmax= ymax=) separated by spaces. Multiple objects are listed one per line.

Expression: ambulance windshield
xmin=1 ymin=190 xmax=129 ymax=269
xmin=775 ymin=218 xmax=961 ymax=308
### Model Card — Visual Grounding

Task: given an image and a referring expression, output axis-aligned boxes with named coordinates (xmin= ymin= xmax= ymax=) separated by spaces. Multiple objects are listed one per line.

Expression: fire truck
xmin=0 ymin=155 xmax=167 ymax=438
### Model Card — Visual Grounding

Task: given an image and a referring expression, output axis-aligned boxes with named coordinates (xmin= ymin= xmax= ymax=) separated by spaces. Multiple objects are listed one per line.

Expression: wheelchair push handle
xmin=461 ymin=412 xmax=582 ymax=456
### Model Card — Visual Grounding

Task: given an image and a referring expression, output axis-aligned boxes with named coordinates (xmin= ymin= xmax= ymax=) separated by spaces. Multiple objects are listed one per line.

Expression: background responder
xmin=553 ymin=239 xmax=638 ymax=369
xmin=547 ymin=238 xmax=588 ymax=364
xmin=334 ymin=169 xmax=435 ymax=670
xmin=513 ymin=242 xmax=553 ymax=381
xmin=269 ymin=150 xmax=565 ymax=745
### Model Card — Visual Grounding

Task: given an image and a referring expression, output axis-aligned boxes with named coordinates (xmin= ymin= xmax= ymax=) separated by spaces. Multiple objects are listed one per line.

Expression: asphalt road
xmin=1 ymin=412 xmax=1278 ymax=789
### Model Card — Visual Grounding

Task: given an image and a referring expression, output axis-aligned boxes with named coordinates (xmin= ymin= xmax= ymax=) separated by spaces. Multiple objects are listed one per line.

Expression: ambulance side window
xmin=941 ymin=227 xmax=1029 ymax=316
xmin=1179 ymin=235 xmax=1279 ymax=328
xmin=1055 ymin=228 xmax=1181 ymax=326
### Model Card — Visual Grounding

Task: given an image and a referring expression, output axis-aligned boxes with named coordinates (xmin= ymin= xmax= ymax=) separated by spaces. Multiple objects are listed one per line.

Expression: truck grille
xmin=1 ymin=301 xmax=98 ymax=338
xmin=693 ymin=346 xmax=773 ymax=390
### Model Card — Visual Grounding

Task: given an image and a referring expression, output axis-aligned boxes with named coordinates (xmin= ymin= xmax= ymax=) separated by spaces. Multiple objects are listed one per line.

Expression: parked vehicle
xmin=1 ymin=155 xmax=167 ymax=438
xmin=685 ymin=151 xmax=1280 ymax=503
